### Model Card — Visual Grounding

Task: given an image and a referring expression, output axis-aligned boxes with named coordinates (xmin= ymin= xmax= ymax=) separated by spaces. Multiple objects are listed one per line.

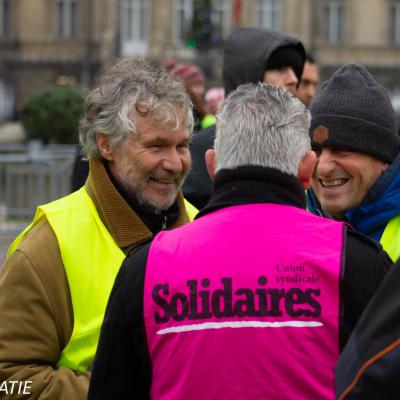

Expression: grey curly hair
xmin=79 ymin=58 xmax=194 ymax=158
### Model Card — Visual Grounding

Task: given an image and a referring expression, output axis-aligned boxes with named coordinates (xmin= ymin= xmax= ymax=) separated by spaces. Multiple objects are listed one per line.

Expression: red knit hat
xmin=163 ymin=59 xmax=204 ymax=87
xmin=173 ymin=64 xmax=204 ymax=86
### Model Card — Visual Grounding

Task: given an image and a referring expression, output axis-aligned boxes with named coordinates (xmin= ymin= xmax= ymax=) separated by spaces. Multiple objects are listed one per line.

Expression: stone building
xmin=1 ymin=0 xmax=400 ymax=121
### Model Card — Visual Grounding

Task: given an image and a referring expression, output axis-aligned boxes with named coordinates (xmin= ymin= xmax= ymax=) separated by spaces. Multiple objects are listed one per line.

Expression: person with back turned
xmin=183 ymin=27 xmax=306 ymax=210
xmin=89 ymin=83 xmax=391 ymax=400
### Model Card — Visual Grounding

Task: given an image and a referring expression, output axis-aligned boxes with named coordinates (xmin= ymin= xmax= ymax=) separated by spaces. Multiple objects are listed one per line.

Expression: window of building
xmin=254 ymin=0 xmax=281 ymax=31
xmin=0 ymin=0 xmax=10 ymax=37
xmin=323 ymin=0 xmax=345 ymax=44
xmin=212 ymin=0 xmax=232 ymax=39
xmin=174 ymin=0 xmax=193 ymax=44
xmin=121 ymin=0 xmax=149 ymax=56
xmin=389 ymin=1 xmax=400 ymax=44
xmin=56 ymin=0 xmax=78 ymax=38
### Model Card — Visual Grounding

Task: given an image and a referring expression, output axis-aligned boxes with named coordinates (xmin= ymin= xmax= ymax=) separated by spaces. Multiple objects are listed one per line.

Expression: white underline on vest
xmin=156 ymin=321 xmax=323 ymax=335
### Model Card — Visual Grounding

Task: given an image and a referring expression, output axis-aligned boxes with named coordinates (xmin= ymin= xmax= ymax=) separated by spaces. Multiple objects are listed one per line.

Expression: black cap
xmin=266 ymin=46 xmax=304 ymax=82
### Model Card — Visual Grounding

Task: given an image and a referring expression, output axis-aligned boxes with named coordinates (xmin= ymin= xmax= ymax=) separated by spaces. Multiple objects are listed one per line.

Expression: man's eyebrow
xmin=143 ymin=136 xmax=190 ymax=144
xmin=142 ymin=136 xmax=167 ymax=144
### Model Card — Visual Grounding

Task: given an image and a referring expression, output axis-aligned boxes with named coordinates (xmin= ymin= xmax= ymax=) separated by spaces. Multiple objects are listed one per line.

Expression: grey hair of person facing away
xmin=214 ymin=83 xmax=311 ymax=176
xmin=79 ymin=58 xmax=194 ymax=159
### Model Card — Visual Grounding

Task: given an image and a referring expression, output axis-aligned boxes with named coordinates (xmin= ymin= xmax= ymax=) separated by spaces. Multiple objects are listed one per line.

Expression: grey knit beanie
xmin=309 ymin=64 xmax=399 ymax=163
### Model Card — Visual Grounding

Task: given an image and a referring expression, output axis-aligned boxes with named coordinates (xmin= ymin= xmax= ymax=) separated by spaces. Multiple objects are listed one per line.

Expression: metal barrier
xmin=0 ymin=142 xmax=76 ymax=264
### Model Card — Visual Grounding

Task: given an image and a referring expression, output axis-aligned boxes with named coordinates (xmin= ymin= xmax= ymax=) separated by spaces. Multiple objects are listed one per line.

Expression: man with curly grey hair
xmin=0 ymin=59 xmax=193 ymax=399
xmin=88 ymin=83 xmax=390 ymax=399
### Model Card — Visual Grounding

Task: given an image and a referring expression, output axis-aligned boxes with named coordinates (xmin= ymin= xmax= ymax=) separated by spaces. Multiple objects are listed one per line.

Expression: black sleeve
xmin=182 ymin=125 xmax=215 ymax=210
xmin=88 ymin=244 xmax=152 ymax=400
xmin=336 ymin=260 xmax=400 ymax=399
xmin=71 ymin=145 xmax=89 ymax=192
xmin=341 ymin=229 xmax=392 ymax=349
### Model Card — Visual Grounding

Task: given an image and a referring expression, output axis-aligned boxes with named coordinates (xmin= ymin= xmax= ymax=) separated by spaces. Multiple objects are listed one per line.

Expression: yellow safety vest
xmin=380 ymin=215 xmax=400 ymax=262
xmin=8 ymin=187 xmax=124 ymax=372
xmin=8 ymin=189 xmax=197 ymax=372
xmin=183 ymin=199 xmax=198 ymax=220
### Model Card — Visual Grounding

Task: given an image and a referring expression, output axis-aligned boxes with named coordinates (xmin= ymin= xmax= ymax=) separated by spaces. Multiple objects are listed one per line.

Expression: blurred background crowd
xmin=2 ymin=0 xmax=400 ymax=125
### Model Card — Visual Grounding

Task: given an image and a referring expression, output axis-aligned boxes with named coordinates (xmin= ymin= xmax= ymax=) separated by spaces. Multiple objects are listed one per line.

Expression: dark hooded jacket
xmin=183 ymin=28 xmax=305 ymax=210
xmin=335 ymin=259 xmax=400 ymax=399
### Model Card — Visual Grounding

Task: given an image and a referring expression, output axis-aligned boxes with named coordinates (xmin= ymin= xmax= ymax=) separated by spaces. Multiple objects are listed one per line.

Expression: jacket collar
xmin=197 ymin=166 xmax=306 ymax=218
xmin=85 ymin=157 xmax=189 ymax=250
xmin=346 ymin=153 xmax=400 ymax=239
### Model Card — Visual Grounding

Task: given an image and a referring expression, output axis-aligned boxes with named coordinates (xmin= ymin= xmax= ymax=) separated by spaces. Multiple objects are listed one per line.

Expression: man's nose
xmin=162 ymin=148 xmax=183 ymax=174
xmin=285 ymin=68 xmax=298 ymax=94
xmin=316 ymin=149 xmax=335 ymax=176
xmin=307 ymin=84 xmax=316 ymax=100
xmin=286 ymin=68 xmax=298 ymax=86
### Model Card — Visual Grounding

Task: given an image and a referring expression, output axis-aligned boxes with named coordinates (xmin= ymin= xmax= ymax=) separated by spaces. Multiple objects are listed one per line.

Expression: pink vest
xmin=144 ymin=204 xmax=344 ymax=399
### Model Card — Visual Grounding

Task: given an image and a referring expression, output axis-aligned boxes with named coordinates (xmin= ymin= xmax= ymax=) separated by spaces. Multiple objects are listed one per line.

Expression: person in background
xmin=201 ymin=87 xmax=225 ymax=129
xmin=71 ymin=145 xmax=89 ymax=191
xmin=163 ymin=58 xmax=207 ymax=132
xmin=296 ymin=52 xmax=319 ymax=108
xmin=307 ymin=64 xmax=400 ymax=261
xmin=88 ymin=83 xmax=390 ymax=400
xmin=0 ymin=59 xmax=193 ymax=399
xmin=183 ymin=27 xmax=306 ymax=210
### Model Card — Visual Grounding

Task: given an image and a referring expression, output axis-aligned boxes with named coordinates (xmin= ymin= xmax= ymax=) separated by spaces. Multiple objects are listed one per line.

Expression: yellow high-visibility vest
xmin=8 ymin=189 xmax=197 ymax=371
xmin=8 ymin=187 xmax=124 ymax=371
xmin=183 ymin=199 xmax=198 ymax=220
xmin=380 ymin=215 xmax=400 ymax=262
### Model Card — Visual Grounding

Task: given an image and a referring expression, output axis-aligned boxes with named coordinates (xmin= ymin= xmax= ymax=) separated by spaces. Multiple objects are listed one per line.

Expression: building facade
xmin=1 ymin=0 xmax=400 ymax=121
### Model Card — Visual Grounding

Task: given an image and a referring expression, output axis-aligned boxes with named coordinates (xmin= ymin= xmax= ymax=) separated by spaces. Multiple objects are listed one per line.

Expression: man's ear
xmin=96 ymin=133 xmax=114 ymax=161
xmin=297 ymin=150 xmax=317 ymax=189
xmin=205 ymin=149 xmax=217 ymax=181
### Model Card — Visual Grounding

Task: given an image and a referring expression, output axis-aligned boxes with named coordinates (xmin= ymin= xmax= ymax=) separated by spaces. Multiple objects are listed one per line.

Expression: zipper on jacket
xmin=162 ymin=214 xmax=167 ymax=230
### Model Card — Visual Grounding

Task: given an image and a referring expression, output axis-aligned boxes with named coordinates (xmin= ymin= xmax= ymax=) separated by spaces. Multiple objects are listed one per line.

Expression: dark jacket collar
xmin=197 ymin=166 xmax=306 ymax=218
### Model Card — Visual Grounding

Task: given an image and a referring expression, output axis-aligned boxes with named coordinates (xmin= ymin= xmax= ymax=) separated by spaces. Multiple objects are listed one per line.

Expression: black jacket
xmin=336 ymin=259 xmax=400 ymax=399
xmin=183 ymin=28 xmax=305 ymax=209
xmin=88 ymin=167 xmax=391 ymax=400
xmin=71 ymin=145 xmax=89 ymax=192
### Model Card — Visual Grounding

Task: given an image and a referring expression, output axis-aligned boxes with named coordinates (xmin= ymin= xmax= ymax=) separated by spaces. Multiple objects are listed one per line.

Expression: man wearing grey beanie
xmin=307 ymin=63 xmax=400 ymax=262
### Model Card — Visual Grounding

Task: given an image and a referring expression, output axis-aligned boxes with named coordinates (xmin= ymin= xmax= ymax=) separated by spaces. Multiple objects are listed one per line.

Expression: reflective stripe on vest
xmin=144 ymin=204 xmax=343 ymax=399
xmin=380 ymin=215 xmax=400 ymax=262
xmin=8 ymin=187 xmax=124 ymax=371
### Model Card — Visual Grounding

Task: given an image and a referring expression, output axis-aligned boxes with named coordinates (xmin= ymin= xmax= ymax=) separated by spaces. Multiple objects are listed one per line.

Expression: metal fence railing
xmin=0 ymin=142 xmax=76 ymax=264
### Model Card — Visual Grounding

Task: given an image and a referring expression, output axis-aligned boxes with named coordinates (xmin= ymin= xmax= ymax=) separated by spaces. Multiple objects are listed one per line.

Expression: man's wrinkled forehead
xmin=132 ymin=103 xmax=192 ymax=132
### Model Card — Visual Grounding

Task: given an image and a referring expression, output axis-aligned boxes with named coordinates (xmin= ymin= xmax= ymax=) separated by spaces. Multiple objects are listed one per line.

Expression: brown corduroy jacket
xmin=0 ymin=157 xmax=190 ymax=400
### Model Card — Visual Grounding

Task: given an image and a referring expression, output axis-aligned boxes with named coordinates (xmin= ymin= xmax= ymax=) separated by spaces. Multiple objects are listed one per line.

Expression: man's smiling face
xmin=311 ymin=147 xmax=388 ymax=219
xmin=105 ymin=111 xmax=191 ymax=212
